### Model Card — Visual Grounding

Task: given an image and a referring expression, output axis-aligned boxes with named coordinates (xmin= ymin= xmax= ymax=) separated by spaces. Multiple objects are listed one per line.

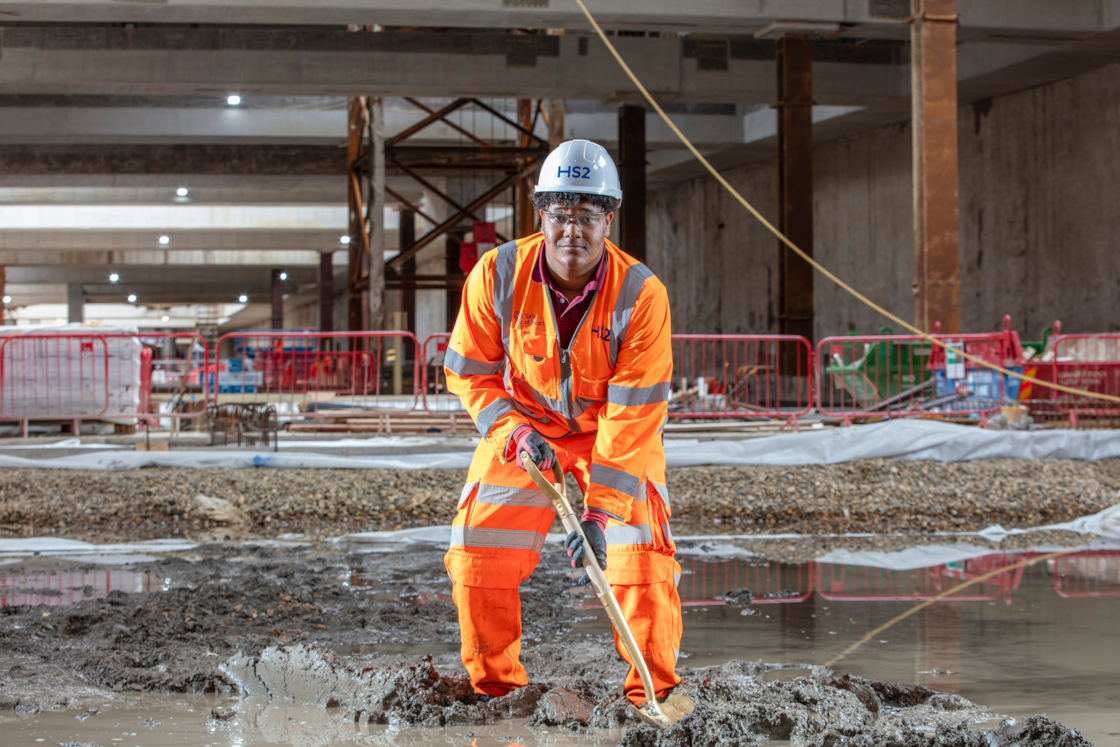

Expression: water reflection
xmin=0 ymin=569 xmax=161 ymax=607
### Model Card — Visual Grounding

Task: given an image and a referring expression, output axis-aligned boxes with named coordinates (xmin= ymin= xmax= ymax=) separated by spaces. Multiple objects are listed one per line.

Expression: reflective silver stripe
xmin=511 ymin=398 xmax=552 ymax=426
xmin=458 ymin=481 xmax=478 ymax=508
xmin=476 ymin=483 xmax=551 ymax=508
xmin=492 ymin=240 xmax=518 ymax=354
xmin=445 ymin=348 xmax=502 ymax=377
xmin=651 ymin=481 xmax=670 ymax=508
xmin=673 ymin=648 xmax=680 ymax=663
xmin=662 ymin=523 xmax=674 ymax=543
xmin=449 ymin=526 xmax=546 ymax=554
xmin=476 ymin=398 xmax=515 ymax=437
xmin=605 ymin=523 xmax=652 ymax=546
xmin=633 ymin=482 xmax=647 ymax=501
xmin=572 ymin=396 xmax=605 ymax=418
xmin=596 ymin=507 xmax=627 ymax=523
xmin=558 ymin=348 xmax=582 ymax=433
xmin=607 ymin=381 xmax=671 ymax=407
xmin=609 ymin=262 xmax=655 ymax=368
xmin=516 ymin=376 xmax=565 ymax=415
xmin=590 ymin=463 xmax=641 ymax=496
xmin=673 ymin=571 xmax=681 ymax=587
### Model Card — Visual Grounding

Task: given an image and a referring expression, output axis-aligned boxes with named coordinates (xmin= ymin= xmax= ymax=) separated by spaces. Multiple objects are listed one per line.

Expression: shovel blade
xmin=631 ymin=692 xmax=697 ymax=728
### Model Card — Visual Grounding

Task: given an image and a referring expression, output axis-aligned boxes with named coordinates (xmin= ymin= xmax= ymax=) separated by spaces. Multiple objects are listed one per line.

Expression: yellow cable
xmin=824 ymin=549 xmax=1071 ymax=666
xmin=572 ymin=0 xmax=1120 ymax=407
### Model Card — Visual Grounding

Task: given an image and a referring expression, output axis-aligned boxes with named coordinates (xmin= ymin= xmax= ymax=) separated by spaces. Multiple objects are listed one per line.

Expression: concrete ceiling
xmin=1 ymin=0 xmax=1120 ymax=315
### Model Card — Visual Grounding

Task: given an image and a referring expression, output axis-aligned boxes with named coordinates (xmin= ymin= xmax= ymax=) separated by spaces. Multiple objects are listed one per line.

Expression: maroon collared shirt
xmin=531 ymin=244 xmax=607 ymax=349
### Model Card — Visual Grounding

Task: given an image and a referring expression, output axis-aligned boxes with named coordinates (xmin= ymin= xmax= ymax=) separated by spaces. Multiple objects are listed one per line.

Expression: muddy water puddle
xmin=0 ymin=695 xmax=621 ymax=746
xmin=0 ymin=569 xmax=164 ymax=608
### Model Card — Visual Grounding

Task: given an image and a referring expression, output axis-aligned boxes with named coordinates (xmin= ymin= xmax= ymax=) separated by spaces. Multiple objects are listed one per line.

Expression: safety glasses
xmin=543 ymin=211 xmax=607 ymax=228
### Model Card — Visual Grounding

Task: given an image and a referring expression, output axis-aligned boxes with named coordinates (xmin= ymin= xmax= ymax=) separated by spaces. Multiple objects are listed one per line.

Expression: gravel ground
xmin=1 ymin=458 xmax=1118 ymax=541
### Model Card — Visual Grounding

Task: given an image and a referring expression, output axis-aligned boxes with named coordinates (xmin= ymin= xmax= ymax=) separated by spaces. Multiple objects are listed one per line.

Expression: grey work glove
xmin=512 ymin=425 xmax=556 ymax=472
xmin=564 ymin=520 xmax=607 ymax=587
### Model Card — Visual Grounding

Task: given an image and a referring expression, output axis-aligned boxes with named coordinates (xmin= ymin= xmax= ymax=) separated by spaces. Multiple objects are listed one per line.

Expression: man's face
xmin=539 ymin=202 xmax=616 ymax=276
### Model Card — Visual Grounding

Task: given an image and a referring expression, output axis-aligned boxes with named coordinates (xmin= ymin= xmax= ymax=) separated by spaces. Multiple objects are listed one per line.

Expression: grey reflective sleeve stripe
xmin=605 ymin=523 xmax=653 ymax=546
xmin=589 ymin=507 xmax=627 ymax=523
xmin=609 ymin=262 xmax=655 ymax=368
xmin=492 ymin=240 xmax=518 ymax=354
xmin=515 ymin=377 xmax=565 ymax=414
xmin=475 ymin=398 xmax=515 ymax=438
xmin=651 ymin=481 xmax=670 ymax=508
xmin=607 ymin=381 xmax=671 ymax=407
xmin=445 ymin=348 xmax=502 ymax=377
xmin=590 ymin=463 xmax=641 ymax=496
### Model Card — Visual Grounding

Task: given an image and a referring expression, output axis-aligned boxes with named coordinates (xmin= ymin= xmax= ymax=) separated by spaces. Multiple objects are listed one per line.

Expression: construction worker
xmin=444 ymin=139 xmax=681 ymax=708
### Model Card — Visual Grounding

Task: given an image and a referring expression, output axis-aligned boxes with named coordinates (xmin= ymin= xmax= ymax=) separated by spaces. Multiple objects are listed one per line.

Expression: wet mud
xmin=0 ymin=542 xmax=1095 ymax=746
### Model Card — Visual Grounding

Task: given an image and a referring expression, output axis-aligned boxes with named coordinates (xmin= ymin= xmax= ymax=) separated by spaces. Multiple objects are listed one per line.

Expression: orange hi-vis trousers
xmin=444 ymin=432 xmax=682 ymax=706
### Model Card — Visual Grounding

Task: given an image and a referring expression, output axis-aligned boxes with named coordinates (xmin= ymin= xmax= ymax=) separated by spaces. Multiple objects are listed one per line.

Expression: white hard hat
xmin=534 ymin=140 xmax=622 ymax=200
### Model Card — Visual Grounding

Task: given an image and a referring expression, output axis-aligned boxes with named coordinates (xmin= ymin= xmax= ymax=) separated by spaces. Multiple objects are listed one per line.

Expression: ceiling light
xmin=176 ymin=187 xmax=189 ymax=197
xmin=161 ymin=315 xmax=170 ymax=322
xmin=227 ymin=94 xmax=241 ymax=106
xmin=279 ymin=272 xmax=288 ymax=281
xmin=109 ymin=273 xmax=120 ymax=283
xmin=2 ymin=295 xmax=10 ymax=304
xmin=127 ymin=294 xmax=137 ymax=303
xmin=238 ymin=294 xmax=249 ymax=303
xmin=159 ymin=235 xmax=170 ymax=245
xmin=340 ymin=235 xmax=351 ymax=245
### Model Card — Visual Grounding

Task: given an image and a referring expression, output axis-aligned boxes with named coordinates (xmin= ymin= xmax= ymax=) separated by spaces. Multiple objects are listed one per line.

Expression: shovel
xmin=521 ymin=452 xmax=696 ymax=728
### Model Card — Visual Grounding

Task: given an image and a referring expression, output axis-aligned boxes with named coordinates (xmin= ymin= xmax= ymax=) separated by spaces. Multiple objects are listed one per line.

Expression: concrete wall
xmin=648 ymin=62 xmax=1120 ymax=339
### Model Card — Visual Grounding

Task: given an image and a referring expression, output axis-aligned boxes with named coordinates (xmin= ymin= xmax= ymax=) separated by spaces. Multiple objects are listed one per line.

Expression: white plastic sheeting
xmin=2 ymin=419 xmax=1119 ymax=471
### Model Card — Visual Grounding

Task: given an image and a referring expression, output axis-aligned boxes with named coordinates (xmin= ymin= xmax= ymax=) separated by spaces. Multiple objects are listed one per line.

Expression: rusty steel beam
xmin=911 ymin=0 xmax=961 ymax=334
xmin=617 ymin=103 xmax=647 ymax=263
xmin=776 ymin=35 xmax=814 ymax=346
xmin=403 ymin=97 xmax=491 ymax=148
xmin=468 ymin=98 xmax=549 ymax=146
xmin=385 ymin=98 xmax=471 ymax=147
xmin=516 ymin=99 xmax=537 ymax=239
xmin=400 ymin=207 xmax=416 ymax=334
xmin=387 ymin=159 xmax=540 ymax=270
xmin=347 ymin=97 xmax=368 ymax=332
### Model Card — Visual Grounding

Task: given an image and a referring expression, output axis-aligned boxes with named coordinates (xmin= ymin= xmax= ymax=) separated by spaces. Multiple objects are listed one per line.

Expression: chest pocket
xmin=513 ymin=332 xmax=558 ymax=396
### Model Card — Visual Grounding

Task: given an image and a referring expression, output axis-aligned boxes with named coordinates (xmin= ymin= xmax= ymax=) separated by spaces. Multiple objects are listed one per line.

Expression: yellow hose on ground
xmin=571 ymin=0 xmax=1120 ymax=407
xmin=824 ymin=550 xmax=1071 ymax=666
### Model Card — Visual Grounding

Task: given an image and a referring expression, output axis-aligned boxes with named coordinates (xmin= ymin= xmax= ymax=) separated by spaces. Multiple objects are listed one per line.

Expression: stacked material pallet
xmin=0 ymin=325 xmax=143 ymax=421
xmin=285 ymin=410 xmax=463 ymax=434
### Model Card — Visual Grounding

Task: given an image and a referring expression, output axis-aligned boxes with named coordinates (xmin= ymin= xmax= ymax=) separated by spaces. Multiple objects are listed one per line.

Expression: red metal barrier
xmin=421 ymin=333 xmax=469 ymax=416
xmin=816 ymin=554 xmax=1026 ymax=604
xmin=0 ymin=332 xmax=210 ymax=437
xmin=1050 ymin=550 xmax=1120 ymax=598
xmin=669 ymin=335 xmax=813 ymax=426
xmin=215 ymin=331 xmax=421 ymax=424
xmin=816 ymin=317 xmax=1026 ymax=425
xmin=1050 ymin=334 xmax=1120 ymax=426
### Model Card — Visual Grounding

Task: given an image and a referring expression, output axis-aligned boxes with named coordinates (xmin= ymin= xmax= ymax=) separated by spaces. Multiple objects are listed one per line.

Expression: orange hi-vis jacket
xmin=444 ymin=233 xmax=672 ymax=525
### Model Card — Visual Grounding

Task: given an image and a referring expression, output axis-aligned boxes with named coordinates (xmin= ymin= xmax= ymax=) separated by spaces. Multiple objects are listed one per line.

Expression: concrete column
xmin=911 ymin=0 xmax=960 ymax=333
xmin=270 ymin=268 xmax=284 ymax=330
xmin=368 ymin=96 xmax=387 ymax=331
xmin=67 ymin=282 xmax=84 ymax=324
xmin=617 ymin=103 xmax=647 ymax=262
xmin=347 ymin=96 xmax=367 ymax=332
xmin=548 ymin=99 xmax=566 ymax=150
xmin=776 ymin=35 xmax=814 ymax=345
xmin=319 ymin=251 xmax=333 ymax=333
